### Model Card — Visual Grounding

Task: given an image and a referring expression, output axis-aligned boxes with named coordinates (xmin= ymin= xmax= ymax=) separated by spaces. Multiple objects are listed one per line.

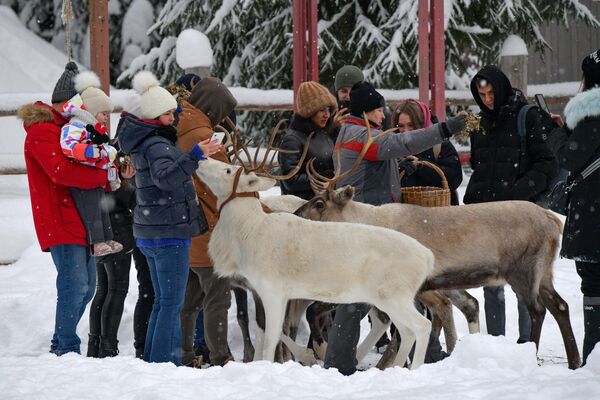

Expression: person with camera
xmin=547 ymin=49 xmax=600 ymax=365
xmin=465 ymin=65 xmax=559 ymax=343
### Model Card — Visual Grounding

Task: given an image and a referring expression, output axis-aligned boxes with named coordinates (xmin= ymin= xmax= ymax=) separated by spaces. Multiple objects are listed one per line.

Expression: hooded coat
xmin=464 ymin=65 xmax=558 ymax=204
xmin=176 ymin=95 xmax=235 ymax=268
xmin=19 ymin=102 xmax=108 ymax=251
xmin=547 ymin=88 xmax=600 ymax=262
xmin=117 ymin=116 xmax=207 ymax=240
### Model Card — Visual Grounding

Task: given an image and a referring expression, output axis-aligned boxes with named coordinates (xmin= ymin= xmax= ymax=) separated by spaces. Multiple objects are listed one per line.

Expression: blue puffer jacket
xmin=117 ymin=116 xmax=207 ymax=240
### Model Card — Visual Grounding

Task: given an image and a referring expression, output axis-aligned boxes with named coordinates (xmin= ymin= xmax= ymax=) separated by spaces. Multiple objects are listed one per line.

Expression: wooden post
xmin=430 ymin=0 xmax=445 ymax=120
xmin=89 ymin=0 xmax=110 ymax=96
xmin=417 ymin=0 xmax=429 ymax=104
xmin=292 ymin=0 xmax=306 ymax=113
xmin=307 ymin=0 xmax=319 ymax=82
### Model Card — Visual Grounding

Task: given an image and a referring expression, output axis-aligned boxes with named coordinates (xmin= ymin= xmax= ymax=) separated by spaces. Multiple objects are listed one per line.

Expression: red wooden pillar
xmin=292 ymin=0 xmax=319 ymax=113
xmin=417 ymin=0 xmax=446 ymax=120
xmin=417 ymin=0 xmax=429 ymax=104
xmin=430 ymin=0 xmax=445 ymax=120
xmin=89 ymin=0 xmax=110 ymax=96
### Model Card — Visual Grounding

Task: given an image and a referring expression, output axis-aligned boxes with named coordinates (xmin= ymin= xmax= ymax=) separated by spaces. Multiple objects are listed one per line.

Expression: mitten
xmin=86 ymin=123 xmax=110 ymax=145
xmin=398 ymin=158 xmax=418 ymax=176
xmin=441 ymin=115 xmax=467 ymax=138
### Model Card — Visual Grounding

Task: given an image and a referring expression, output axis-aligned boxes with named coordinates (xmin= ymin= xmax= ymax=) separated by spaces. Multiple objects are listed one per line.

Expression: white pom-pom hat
xmin=132 ymin=71 xmax=177 ymax=119
xmin=74 ymin=71 xmax=113 ymax=115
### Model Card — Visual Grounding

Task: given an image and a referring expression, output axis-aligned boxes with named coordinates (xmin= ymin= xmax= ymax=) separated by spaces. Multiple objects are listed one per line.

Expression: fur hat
xmin=132 ymin=71 xmax=178 ymax=119
xmin=74 ymin=71 xmax=113 ymax=115
xmin=350 ymin=81 xmax=385 ymax=117
xmin=296 ymin=81 xmax=337 ymax=118
xmin=52 ymin=62 xmax=79 ymax=104
xmin=334 ymin=65 xmax=364 ymax=91
xmin=582 ymin=48 xmax=600 ymax=88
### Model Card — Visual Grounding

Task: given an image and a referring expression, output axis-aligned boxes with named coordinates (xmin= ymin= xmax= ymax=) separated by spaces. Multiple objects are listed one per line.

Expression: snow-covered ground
xmin=0 ymin=175 xmax=599 ymax=399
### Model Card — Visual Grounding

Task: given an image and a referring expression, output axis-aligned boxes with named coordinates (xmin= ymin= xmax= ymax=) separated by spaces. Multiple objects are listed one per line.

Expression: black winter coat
xmin=400 ymin=142 xmax=463 ymax=205
xmin=117 ymin=116 xmax=207 ymax=240
xmin=547 ymin=87 xmax=600 ymax=262
xmin=464 ymin=66 xmax=558 ymax=204
xmin=279 ymin=114 xmax=335 ymax=200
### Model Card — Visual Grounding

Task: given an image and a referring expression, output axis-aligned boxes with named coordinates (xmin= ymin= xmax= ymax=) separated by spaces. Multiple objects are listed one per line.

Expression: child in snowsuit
xmin=60 ymin=71 xmax=122 ymax=257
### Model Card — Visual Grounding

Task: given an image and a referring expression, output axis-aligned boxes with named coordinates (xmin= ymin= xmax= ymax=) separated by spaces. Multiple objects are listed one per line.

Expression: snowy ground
xmin=1 ymin=175 xmax=599 ymax=399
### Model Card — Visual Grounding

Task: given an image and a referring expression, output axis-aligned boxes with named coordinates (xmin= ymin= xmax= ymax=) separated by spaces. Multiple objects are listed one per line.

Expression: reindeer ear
xmin=332 ymin=185 xmax=354 ymax=205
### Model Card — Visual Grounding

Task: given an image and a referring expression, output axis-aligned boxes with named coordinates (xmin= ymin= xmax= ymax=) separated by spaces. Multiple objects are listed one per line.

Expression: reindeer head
xmin=294 ymin=186 xmax=355 ymax=221
xmin=196 ymin=157 xmax=276 ymax=203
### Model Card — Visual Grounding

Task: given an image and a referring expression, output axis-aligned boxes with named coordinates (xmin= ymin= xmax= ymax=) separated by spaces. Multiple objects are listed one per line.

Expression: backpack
xmin=516 ymin=104 xmax=569 ymax=208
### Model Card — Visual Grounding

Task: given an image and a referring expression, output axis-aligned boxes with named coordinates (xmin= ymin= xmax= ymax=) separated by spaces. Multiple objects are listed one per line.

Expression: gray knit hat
xmin=52 ymin=62 xmax=79 ymax=104
xmin=334 ymin=65 xmax=364 ymax=91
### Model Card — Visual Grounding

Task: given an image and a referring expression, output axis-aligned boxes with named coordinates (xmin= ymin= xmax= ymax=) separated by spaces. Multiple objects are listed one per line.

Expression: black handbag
xmin=547 ymin=157 xmax=600 ymax=216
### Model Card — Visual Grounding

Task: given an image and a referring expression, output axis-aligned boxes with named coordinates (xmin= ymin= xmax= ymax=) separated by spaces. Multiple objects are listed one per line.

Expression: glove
xmin=398 ymin=158 xmax=418 ymax=176
xmin=86 ymin=145 xmax=101 ymax=159
xmin=441 ymin=115 xmax=467 ymax=138
xmin=87 ymin=123 xmax=110 ymax=145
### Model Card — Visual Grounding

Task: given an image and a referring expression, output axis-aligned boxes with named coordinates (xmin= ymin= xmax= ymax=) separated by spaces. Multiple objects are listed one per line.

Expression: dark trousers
xmin=483 ymin=286 xmax=531 ymax=342
xmin=88 ymin=250 xmax=131 ymax=344
xmin=181 ymin=267 xmax=232 ymax=366
xmin=576 ymin=261 xmax=600 ymax=297
xmin=324 ymin=303 xmax=370 ymax=375
xmin=70 ymin=187 xmax=113 ymax=244
xmin=576 ymin=261 xmax=600 ymax=364
xmin=133 ymin=247 xmax=154 ymax=358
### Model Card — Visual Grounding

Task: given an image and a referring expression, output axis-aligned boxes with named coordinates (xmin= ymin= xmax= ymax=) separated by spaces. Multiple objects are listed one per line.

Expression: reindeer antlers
xmin=216 ymin=117 xmax=313 ymax=181
xmin=307 ymin=113 xmax=398 ymax=193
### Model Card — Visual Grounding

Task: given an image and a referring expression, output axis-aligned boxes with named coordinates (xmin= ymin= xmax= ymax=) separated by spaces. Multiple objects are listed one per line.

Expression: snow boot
xmin=86 ymin=334 xmax=100 ymax=358
xmin=98 ymin=337 xmax=119 ymax=358
xmin=582 ymin=297 xmax=600 ymax=366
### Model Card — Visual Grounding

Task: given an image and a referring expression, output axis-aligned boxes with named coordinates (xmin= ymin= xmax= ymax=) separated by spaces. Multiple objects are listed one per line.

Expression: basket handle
xmin=399 ymin=159 xmax=449 ymax=190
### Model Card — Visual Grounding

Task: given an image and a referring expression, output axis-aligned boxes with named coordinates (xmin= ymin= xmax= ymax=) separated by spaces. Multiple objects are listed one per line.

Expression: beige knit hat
xmin=74 ymin=71 xmax=113 ymax=115
xmin=296 ymin=81 xmax=337 ymax=118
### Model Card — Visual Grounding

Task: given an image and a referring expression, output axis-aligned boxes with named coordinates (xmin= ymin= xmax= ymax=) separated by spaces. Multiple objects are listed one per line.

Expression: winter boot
xmin=86 ymin=334 xmax=100 ymax=358
xmin=582 ymin=297 xmax=600 ymax=366
xmin=98 ymin=336 xmax=119 ymax=358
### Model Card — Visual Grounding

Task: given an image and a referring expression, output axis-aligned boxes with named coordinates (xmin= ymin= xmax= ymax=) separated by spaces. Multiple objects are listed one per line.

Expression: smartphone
xmin=210 ymin=131 xmax=226 ymax=143
xmin=534 ymin=94 xmax=550 ymax=114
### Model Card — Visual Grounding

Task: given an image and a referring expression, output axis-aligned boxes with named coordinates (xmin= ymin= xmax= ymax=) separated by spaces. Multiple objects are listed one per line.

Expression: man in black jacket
xmin=465 ymin=65 xmax=558 ymax=342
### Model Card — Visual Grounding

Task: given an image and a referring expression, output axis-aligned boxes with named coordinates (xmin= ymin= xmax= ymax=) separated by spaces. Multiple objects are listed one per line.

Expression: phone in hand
xmin=534 ymin=94 xmax=550 ymax=114
xmin=210 ymin=131 xmax=226 ymax=143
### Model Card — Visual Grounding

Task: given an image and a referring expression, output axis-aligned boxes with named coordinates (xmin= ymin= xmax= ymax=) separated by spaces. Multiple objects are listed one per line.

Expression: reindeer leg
xmin=252 ymin=289 xmax=265 ymax=361
xmin=356 ymin=307 xmax=390 ymax=363
xmin=307 ymin=302 xmax=335 ymax=360
xmin=376 ymin=329 xmax=400 ymax=370
xmin=232 ymin=286 xmax=255 ymax=362
xmin=279 ymin=299 xmax=312 ymax=362
xmin=279 ymin=333 xmax=317 ymax=366
xmin=443 ymin=289 xmax=480 ymax=334
xmin=386 ymin=301 xmax=431 ymax=370
xmin=539 ymin=287 xmax=581 ymax=369
xmin=418 ymin=291 xmax=457 ymax=353
xmin=260 ymin=293 xmax=288 ymax=362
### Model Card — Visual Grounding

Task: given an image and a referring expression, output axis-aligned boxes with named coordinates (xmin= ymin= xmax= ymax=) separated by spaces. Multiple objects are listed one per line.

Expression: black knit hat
xmin=582 ymin=48 xmax=600 ymax=89
xmin=349 ymin=81 xmax=385 ymax=117
xmin=175 ymin=73 xmax=201 ymax=92
xmin=51 ymin=62 xmax=79 ymax=104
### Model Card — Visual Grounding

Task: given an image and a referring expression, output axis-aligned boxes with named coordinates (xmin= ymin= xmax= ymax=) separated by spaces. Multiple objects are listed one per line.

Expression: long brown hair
xmin=393 ymin=101 xmax=424 ymax=129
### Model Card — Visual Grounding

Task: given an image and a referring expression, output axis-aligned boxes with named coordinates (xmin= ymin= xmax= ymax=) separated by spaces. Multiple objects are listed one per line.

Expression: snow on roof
xmin=0 ymin=6 xmax=75 ymax=94
xmin=176 ymin=29 xmax=214 ymax=69
xmin=500 ymin=35 xmax=529 ymax=57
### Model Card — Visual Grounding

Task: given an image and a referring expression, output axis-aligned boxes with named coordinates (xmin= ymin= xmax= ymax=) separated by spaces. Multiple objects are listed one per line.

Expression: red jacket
xmin=19 ymin=102 xmax=108 ymax=251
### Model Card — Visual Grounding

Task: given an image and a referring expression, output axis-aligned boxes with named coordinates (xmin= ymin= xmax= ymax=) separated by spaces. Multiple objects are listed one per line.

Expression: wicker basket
xmin=399 ymin=160 xmax=451 ymax=207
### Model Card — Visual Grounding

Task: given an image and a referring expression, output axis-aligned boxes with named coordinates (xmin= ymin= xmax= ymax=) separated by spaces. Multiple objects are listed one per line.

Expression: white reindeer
xmin=195 ymin=157 xmax=436 ymax=369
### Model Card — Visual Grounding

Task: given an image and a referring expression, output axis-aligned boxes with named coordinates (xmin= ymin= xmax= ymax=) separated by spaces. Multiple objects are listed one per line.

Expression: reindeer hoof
xmin=297 ymin=349 xmax=318 ymax=366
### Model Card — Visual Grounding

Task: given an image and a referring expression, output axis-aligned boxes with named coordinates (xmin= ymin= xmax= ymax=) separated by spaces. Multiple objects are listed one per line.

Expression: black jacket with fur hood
xmin=547 ymin=88 xmax=600 ymax=262
xmin=464 ymin=65 xmax=558 ymax=204
xmin=278 ymin=114 xmax=335 ymax=200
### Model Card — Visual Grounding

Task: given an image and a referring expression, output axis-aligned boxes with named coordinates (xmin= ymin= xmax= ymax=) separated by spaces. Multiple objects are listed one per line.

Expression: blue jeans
xmin=49 ymin=244 xmax=96 ymax=356
xmin=140 ymin=245 xmax=190 ymax=365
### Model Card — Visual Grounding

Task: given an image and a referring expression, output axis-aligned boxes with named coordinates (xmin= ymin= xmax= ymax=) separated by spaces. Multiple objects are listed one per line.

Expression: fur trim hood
xmin=18 ymin=103 xmax=62 ymax=126
xmin=565 ymin=87 xmax=600 ymax=129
